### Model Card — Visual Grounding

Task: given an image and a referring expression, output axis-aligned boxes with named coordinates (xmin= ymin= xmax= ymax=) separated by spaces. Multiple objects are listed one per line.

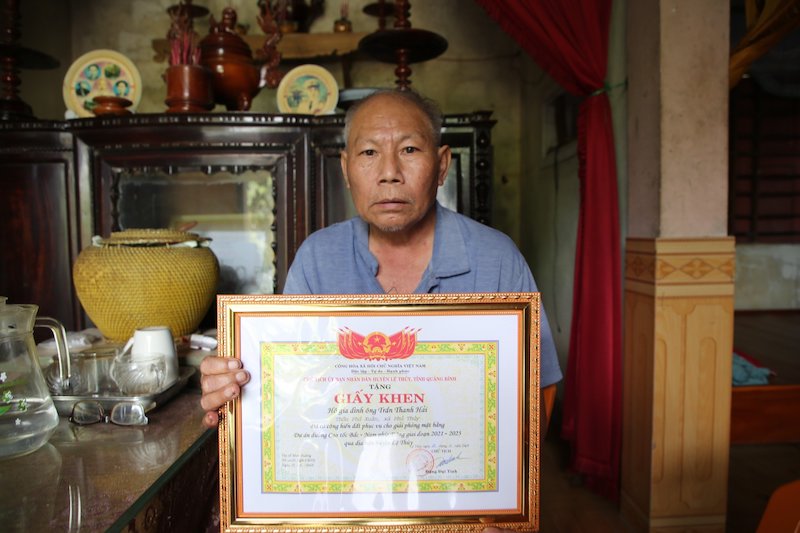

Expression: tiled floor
xmin=538 ymin=433 xmax=800 ymax=532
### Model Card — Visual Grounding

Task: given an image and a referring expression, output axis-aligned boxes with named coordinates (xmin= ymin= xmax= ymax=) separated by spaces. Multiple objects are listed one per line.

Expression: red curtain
xmin=475 ymin=0 xmax=622 ymax=499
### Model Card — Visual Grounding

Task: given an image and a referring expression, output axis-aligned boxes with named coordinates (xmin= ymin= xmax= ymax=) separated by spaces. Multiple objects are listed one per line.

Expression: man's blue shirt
xmin=284 ymin=202 xmax=563 ymax=387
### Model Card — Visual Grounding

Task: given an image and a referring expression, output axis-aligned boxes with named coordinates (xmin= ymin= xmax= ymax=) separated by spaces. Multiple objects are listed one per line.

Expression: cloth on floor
xmin=732 ymin=351 xmax=772 ymax=386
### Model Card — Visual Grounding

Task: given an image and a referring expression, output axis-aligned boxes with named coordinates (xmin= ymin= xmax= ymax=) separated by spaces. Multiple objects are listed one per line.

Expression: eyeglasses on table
xmin=69 ymin=400 xmax=149 ymax=426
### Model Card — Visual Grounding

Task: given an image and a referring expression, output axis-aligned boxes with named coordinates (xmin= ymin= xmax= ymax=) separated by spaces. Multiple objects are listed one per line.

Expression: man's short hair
xmin=343 ymin=89 xmax=443 ymax=147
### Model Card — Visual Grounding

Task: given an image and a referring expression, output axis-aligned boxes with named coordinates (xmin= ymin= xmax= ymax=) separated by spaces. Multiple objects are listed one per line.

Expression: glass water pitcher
xmin=0 ymin=297 xmax=65 ymax=459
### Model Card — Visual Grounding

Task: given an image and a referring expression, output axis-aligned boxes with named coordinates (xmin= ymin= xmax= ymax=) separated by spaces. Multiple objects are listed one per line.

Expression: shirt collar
xmin=353 ymin=201 xmax=472 ymax=289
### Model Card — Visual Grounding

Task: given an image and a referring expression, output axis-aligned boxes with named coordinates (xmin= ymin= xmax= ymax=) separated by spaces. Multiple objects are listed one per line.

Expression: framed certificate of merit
xmin=217 ymin=293 xmax=542 ymax=532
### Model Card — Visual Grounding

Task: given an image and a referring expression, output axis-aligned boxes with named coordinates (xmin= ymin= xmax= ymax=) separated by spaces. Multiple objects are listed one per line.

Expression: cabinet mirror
xmin=114 ymin=167 xmax=277 ymax=295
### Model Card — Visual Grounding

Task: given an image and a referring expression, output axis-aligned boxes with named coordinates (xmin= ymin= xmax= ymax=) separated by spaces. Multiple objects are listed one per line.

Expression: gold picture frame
xmin=217 ymin=293 xmax=541 ymax=532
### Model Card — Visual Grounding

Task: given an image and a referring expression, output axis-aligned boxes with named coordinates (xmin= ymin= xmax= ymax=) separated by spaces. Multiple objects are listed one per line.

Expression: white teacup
xmin=128 ymin=326 xmax=179 ymax=388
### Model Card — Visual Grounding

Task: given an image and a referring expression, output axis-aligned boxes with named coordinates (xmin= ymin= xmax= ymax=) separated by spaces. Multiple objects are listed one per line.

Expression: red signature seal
xmin=406 ymin=448 xmax=434 ymax=476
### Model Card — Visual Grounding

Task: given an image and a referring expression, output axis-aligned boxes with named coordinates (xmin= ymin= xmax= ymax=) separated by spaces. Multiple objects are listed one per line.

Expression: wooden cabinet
xmin=0 ymin=112 xmax=494 ymax=331
xmin=0 ymin=123 xmax=80 ymax=327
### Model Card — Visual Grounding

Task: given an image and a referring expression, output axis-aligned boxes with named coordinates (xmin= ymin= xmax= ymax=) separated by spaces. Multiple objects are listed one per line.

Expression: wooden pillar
xmin=623 ymin=0 xmax=732 ymax=530
xmin=622 ymin=238 xmax=734 ymax=531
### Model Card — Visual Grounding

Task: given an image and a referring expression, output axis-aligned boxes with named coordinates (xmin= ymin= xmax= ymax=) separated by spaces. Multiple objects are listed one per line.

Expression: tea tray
xmin=52 ymin=366 xmax=196 ymax=417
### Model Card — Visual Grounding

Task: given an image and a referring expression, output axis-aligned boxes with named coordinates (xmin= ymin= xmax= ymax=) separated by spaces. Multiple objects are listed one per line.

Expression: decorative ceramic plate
xmin=276 ymin=64 xmax=339 ymax=115
xmin=62 ymin=49 xmax=142 ymax=118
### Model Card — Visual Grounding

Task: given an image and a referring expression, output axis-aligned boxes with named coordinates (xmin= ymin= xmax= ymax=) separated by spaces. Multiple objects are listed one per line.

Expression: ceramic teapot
xmin=199 ymin=7 xmax=272 ymax=111
xmin=0 ymin=297 xmax=65 ymax=459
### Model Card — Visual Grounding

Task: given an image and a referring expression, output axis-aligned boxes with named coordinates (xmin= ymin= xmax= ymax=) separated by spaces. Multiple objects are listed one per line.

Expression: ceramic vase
xmin=164 ymin=64 xmax=213 ymax=113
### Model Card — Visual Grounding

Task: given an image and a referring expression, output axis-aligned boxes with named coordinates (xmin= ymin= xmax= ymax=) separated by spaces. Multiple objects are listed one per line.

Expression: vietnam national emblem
xmin=337 ymin=327 xmax=420 ymax=360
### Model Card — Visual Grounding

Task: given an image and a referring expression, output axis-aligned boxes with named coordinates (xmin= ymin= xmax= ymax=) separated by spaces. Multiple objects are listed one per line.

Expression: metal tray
xmin=52 ymin=366 xmax=196 ymax=417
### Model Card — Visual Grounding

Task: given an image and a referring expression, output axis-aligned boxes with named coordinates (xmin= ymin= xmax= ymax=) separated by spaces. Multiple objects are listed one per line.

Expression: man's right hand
xmin=199 ymin=356 xmax=251 ymax=428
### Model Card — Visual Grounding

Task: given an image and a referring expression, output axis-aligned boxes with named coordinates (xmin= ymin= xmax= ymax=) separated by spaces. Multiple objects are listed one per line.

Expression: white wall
xmin=735 ymin=244 xmax=800 ymax=309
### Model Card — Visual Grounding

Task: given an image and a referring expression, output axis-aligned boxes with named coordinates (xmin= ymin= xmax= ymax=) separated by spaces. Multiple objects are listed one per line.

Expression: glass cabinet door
xmin=73 ymin=117 xmax=310 ymax=297
xmin=114 ymin=167 xmax=277 ymax=294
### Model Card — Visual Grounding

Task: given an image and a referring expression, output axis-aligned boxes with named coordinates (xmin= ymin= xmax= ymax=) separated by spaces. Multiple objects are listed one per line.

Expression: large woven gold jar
xmin=73 ymin=229 xmax=219 ymax=342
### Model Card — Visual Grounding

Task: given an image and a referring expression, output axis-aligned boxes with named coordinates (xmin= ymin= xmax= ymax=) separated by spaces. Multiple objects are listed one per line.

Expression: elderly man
xmin=200 ymin=89 xmax=562 ymax=431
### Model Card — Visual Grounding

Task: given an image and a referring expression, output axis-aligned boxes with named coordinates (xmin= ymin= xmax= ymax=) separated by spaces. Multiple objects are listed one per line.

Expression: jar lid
xmin=93 ymin=229 xmax=211 ymax=247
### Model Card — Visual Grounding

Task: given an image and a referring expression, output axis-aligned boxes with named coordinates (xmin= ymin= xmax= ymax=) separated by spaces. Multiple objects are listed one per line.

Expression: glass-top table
xmin=0 ymin=390 xmax=218 ymax=532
